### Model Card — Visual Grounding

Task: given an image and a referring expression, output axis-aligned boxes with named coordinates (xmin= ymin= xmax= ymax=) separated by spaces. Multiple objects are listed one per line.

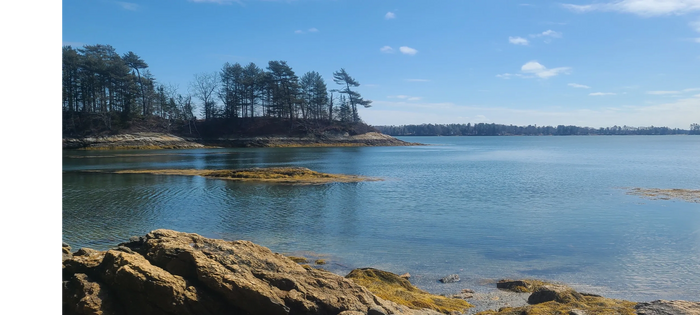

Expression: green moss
xmin=314 ymin=259 xmax=327 ymax=265
xmin=346 ymin=268 xmax=472 ymax=314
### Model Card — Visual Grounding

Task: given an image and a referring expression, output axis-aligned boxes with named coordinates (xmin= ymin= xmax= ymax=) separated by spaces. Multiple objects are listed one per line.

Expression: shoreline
xmin=62 ymin=230 xmax=700 ymax=315
xmin=62 ymin=132 xmax=422 ymax=150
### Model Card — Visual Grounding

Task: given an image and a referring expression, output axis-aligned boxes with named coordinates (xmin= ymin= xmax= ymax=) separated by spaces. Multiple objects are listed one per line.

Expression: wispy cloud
xmin=294 ymin=28 xmax=318 ymax=34
xmin=496 ymin=73 xmax=527 ymax=79
xmin=509 ymin=37 xmax=529 ymax=45
xmin=399 ymin=46 xmax=418 ymax=55
xmin=562 ymin=0 xmax=700 ymax=16
xmin=521 ymin=61 xmax=571 ymax=79
xmin=647 ymin=90 xmax=681 ymax=95
xmin=380 ymin=46 xmax=394 ymax=53
xmin=531 ymin=30 xmax=562 ymax=38
xmin=389 ymin=95 xmax=422 ymax=101
xmin=647 ymin=88 xmax=700 ymax=95
xmin=405 ymin=79 xmax=430 ymax=82
xmin=385 ymin=12 xmax=396 ymax=19
xmin=590 ymin=92 xmax=617 ymax=96
xmin=568 ymin=83 xmax=591 ymax=89
xmin=691 ymin=19 xmax=700 ymax=32
xmin=116 ymin=1 xmax=139 ymax=11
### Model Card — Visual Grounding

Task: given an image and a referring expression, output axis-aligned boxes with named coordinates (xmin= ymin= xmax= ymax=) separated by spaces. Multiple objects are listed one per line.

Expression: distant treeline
xmin=376 ymin=123 xmax=700 ymax=136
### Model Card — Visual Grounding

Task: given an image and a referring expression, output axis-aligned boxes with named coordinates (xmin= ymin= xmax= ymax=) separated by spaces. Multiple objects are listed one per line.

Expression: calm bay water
xmin=62 ymin=136 xmax=700 ymax=301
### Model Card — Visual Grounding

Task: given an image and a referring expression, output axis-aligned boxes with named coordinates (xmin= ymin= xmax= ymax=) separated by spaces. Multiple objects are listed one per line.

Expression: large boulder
xmin=63 ymin=229 xmax=442 ymax=315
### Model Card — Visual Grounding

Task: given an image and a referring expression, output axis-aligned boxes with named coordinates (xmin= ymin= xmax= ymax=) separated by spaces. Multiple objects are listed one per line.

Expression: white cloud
xmin=569 ymin=83 xmax=591 ymax=89
xmin=589 ymin=92 xmax=617 ymax=96
xmin=521 ymin=61 xmax=571 ymax=78
xmin=294 ymin=30 xmax=303 ymax=34
xmin=308 ymin=28 xmax=318 ymax=33
xmin=684 ymin=87 xmax=700 ymax=92
xmin=385 ymin=12 xmax=396 ymax=19
xmin=116 ymin=1 xmax=139 ymax=10
xmin=562 ymin=0 xmax=700 ymax=16
xmin=647 ymin=90 xmax=681 ymax=95
xmin=380 ymin=46 xmax=394 ymax=53
xmin=405 ymin=79 xmax=430 ymax=82
xmin=399 ymin=46 xmax=418 ymax=55
xmin=509 ymin=37 xmax=530 ymax=45
xmin=531 ymin=30 xmax=562 ymax=38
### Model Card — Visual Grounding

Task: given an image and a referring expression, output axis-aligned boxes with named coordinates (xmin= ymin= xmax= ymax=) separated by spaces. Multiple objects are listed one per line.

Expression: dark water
xmin=62 ymin=136 xmax=700 ymax=301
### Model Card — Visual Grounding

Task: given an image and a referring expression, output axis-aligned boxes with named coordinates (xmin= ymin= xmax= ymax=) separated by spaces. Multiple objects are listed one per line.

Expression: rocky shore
xmin=62 ymin=132 xmax=419 ymax=150
xmin=63 ymin=230 xmax=700 ymax=315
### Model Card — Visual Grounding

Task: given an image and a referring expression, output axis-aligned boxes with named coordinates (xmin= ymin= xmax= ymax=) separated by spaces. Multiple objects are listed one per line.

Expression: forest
xmin=62 ymin=44 xmax=373 ymax=137
xmin=376 ymin=123 xmax=700 ymax=136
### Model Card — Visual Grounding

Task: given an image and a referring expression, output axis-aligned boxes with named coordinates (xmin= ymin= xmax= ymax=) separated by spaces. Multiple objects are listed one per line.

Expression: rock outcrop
xmin=475 ymin=282 xmax=636 ymax=315
xmin=635 ymin=300 xmax=700 ymax=315
xmin=62 ymin=133 xmax=205 ymax=150
xmin=62 ymin=229 xmax=442 ymax=315
xmin=63 ymin=131 xmax=420 ymax=150
xmin=346 ymin=268 xmax=471 ymax=314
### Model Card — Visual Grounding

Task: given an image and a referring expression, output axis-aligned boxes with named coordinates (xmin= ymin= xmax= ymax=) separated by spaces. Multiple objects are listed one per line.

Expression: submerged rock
xmin=439 ymin=274 xmax=460 ymax=284
xmin=62 ymin=229 xmax=444 ymax=315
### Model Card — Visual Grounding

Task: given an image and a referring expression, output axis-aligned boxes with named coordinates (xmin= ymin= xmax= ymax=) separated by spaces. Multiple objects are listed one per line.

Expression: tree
xmin=300 ymin=71 xmax=329 ymax=121
xmin=191 ymin=72 xmax=220 ymax=120
xmin=266 ymin=61 xmax=300 ymax=120
xmin=332 ymin=68 xmax=371 ymax=123
xmin=122 ymin=51 xmax=149 ymax=116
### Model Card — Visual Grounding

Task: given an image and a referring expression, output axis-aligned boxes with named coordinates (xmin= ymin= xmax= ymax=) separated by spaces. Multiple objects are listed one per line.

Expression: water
xmin=62 ymin=136 xmax=700 ymax=302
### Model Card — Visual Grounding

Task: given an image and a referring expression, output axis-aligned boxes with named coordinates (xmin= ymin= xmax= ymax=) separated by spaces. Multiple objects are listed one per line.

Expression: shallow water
xmin=62 ymin=136 xmax=700 ymax=301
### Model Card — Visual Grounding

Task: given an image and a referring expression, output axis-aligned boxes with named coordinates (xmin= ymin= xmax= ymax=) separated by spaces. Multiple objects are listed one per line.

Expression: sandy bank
xmin=625 ymin=188 xmax=700 ymax=203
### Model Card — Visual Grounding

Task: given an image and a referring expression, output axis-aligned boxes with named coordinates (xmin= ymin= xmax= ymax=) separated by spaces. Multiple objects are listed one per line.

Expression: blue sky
xmin=61 ymin=0 xmax=700 ymax=128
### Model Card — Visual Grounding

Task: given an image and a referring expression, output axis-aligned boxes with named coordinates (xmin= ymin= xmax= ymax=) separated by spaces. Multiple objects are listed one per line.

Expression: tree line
xmin=62 ymin=44 xmax=372 ymax=133
xmin=376 ymin=123 xmax=699 ymax=136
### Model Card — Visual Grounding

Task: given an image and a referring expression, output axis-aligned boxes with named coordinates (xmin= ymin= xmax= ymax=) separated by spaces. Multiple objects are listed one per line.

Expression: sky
xmin=61 ymin=0 xmax=700 ymax=128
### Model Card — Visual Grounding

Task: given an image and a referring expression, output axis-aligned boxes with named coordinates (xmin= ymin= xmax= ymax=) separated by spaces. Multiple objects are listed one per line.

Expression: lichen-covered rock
xmin=62 ymin=229 xmax=442 ymax=315
xmin=635 ymin=300 xmax=700 ymax=315
xmin=527 ymin=284 xmax=585 ymax=305
xmin=346 ymin=268 xmax=471 ymax=314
